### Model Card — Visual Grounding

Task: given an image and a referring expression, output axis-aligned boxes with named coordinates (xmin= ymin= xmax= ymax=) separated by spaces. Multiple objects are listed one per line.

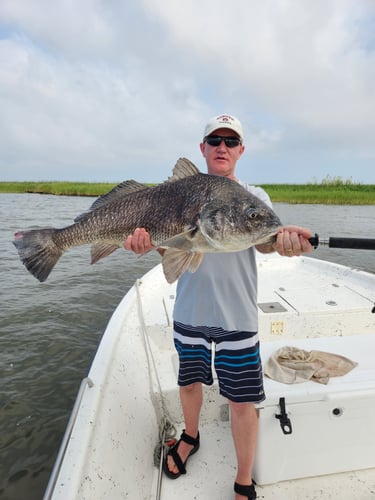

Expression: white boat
xmin=44 ymin=253 xmax=375 ymax=500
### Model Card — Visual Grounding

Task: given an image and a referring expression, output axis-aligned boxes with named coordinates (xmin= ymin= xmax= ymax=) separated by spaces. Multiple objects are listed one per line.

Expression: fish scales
xmin=54 ymin=174 xmax=234 ymax=248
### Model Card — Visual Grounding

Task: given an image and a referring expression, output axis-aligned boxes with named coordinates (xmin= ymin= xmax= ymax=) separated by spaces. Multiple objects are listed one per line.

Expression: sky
xmin=0 ymin=0 xmax=374 ymax=184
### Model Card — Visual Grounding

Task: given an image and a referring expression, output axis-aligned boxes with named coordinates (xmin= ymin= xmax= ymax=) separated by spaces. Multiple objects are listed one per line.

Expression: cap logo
xmin=217 ymin=114 xmax=233 ymax=123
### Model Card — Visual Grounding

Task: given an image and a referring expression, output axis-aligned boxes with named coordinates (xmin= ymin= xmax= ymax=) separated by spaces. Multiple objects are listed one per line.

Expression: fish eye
xmin=247 ymin=208 xmax=257 ymax=219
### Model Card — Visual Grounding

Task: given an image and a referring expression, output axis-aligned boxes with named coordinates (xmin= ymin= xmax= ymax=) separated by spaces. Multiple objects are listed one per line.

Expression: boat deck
xmin=45 ymin=254 xmax=375 ymax=500
xmin=157 ymin=419 xmax=375 ymax=499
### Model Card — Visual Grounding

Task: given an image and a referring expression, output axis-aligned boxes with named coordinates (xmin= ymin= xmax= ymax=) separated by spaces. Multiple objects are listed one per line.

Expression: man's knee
xmin=228 ymin=400 xmax=257 ymax=417
xmin=180 ymin=382 xmax=202 ymax=394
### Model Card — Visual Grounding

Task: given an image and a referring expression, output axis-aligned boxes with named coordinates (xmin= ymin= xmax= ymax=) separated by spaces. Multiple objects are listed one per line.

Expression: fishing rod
xmin=308 ymin=234 xmax=375 ymax=250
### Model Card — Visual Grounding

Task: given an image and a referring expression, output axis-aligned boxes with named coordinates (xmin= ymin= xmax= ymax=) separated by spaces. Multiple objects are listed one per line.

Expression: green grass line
xmin=262 ymin=184 xmax=375 ymax=205
xmin=0 ymin=181 xmax=149 ymax=197
xmin=1 ymin=181 xmax=374 ymax=204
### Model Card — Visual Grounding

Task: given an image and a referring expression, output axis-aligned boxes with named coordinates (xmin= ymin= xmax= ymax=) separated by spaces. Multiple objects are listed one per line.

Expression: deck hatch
xmin=258 ymin=302 xmax=288 ymax=313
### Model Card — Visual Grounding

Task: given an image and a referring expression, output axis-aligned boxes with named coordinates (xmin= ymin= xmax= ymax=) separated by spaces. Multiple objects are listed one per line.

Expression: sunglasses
xmin=204 ymin=135 xmax=242 ymax=148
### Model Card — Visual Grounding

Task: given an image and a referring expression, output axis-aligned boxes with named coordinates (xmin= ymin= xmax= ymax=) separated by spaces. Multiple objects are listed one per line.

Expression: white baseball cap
xmin=203 ymin=114 xmax=244 ymax=141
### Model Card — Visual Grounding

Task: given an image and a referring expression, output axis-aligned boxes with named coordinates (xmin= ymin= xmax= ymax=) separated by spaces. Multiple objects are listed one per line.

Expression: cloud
xmin=0 ymin=0 xmax=374 ymax=183
xmin=147 ymin=0 xmax=375 ymax=145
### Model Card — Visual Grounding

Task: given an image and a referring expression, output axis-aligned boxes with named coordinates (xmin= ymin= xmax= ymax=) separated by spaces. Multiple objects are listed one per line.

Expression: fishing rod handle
xmin=309 ymin=233 xmax=375 ymax=250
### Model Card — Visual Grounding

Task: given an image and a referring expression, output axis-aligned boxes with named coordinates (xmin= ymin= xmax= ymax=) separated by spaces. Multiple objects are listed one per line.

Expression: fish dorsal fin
xmin=167 ymin=158 xmax=200 ymax=183
xmin=89 ymin=180 xmax=149 ymax=210
xmin=74 ymin=180 xmax=149 ymax=222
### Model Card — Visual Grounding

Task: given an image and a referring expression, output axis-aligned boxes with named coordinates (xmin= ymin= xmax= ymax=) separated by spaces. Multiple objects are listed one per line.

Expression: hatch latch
xmin=275 ymin=397 xmax=293 ymax=435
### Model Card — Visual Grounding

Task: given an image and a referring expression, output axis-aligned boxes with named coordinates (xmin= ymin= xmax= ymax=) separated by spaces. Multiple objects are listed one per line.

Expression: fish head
xmin=199 ymin=197 xmax=282 ymax=251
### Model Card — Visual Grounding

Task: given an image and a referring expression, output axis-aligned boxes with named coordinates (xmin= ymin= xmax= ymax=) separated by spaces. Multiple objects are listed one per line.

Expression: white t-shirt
xmin=173 ymin=183 xmax=272 ymax=332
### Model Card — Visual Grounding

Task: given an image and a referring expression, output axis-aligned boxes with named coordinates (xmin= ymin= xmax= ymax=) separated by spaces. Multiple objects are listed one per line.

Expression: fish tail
xmin=13 ymin=228 xmax=63 ymax=282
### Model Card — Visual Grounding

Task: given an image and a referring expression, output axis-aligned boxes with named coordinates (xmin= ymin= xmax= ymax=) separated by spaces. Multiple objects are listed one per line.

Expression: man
xmin=125 ymin=114 xmax=312 ymax=500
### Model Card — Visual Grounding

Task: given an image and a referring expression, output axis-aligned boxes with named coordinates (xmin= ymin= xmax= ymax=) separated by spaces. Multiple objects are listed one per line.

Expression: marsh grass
xmin=1 ymin=180 xmax=374 ymax=204
xmin=262 ymin=183 xmax=375 ymax=204
xmin=1 ymin=181 xmax=124 ymax=197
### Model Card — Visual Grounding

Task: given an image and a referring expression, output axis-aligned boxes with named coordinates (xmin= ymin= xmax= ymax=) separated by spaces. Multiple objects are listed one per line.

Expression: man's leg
xmin=166 ymin=382 xmax=203 ymax=474
xmin=229 ymin=401 xmax=258 ymax=499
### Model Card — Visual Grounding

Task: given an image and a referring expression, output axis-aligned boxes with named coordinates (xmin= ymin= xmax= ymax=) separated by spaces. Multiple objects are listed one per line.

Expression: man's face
xmin=200 ymin=128 xmax=245 ymax=179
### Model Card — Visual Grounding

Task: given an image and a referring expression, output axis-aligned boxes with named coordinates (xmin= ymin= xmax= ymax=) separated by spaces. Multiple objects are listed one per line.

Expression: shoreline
xmin=1 ymin=182 xmax=374 ymax=205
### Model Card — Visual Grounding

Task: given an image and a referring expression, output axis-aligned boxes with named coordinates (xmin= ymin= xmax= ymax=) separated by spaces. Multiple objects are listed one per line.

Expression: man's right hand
xmin=124 ymin=228 xmax=154 ymax=254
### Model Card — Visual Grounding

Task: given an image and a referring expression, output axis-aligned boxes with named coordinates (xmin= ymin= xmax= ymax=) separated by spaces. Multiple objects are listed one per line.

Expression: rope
xmin=135 ymin=279 xmax=177 ymax=473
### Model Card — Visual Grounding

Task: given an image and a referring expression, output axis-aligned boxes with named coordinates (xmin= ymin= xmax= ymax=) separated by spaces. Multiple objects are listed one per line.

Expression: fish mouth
xmin=257 ymin=226 xmax=283 ymax=245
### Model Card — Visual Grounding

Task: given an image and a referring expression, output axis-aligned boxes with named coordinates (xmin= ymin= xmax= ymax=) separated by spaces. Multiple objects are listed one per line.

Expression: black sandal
xmin=163 ymin=430 xmax=200 ymax=479
xmin=234 ymin=482 xmax=257 ymax=499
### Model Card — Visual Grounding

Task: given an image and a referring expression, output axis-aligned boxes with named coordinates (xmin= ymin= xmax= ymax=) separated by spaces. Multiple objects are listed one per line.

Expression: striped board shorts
xmin=173 ymin=321 xmax=265 ymax=403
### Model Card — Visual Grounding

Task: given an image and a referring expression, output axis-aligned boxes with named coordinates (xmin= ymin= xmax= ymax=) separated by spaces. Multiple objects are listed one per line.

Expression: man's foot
xmin=166 ymin=440 xmax=194 ymax=474
xmin=234 ymin=482 xmax=256 ymax=499
xmin=163 ymin=430 xmax=200 ymax=479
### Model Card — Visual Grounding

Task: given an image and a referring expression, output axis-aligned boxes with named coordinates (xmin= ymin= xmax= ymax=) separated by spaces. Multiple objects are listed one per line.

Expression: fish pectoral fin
xmin=187 ymin=252 xmax=204 ymax=273
xmin=91 ymin=242 xmax=121 ymax=264
xmin=162 ymin=248 xmax=204 ymax=283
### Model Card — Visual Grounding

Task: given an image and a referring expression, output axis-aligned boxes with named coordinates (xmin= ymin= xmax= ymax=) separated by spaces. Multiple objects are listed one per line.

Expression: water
xmin=0 ymin=194 xmax=374 ymax=500
xmin=275 ymin=202 xmax=375 ymax=273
